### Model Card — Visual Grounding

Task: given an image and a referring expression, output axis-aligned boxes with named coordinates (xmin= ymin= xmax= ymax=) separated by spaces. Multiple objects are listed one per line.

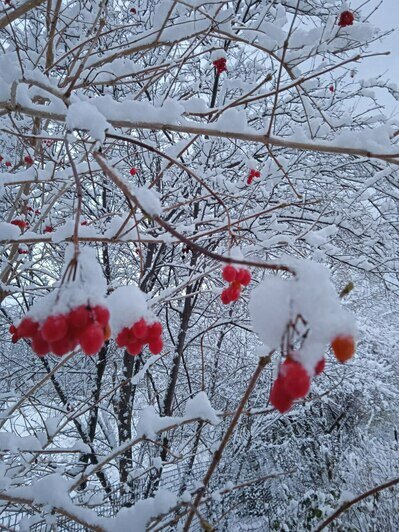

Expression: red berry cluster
xmin=270 ymin=358 xmax=314 ymax=413
xmin=10 ymin=305 xmax=111 ymax=357
xmin=220 ymin=265 xmax=251 ymax=304
xmin=247 ymin=169 xmax=260 ymax=185
xmin=27 ymin=207 xmax=41 ymax=215
xmin=24 ymin=156 xmax=34 ymax=165
xmin=130 ymin=167 xmax=137 ymax=176
xmin=11 ymin=219 xmax=28 ymax=231
xmin=116 ymin=318 xmax=163 ymax=356
xmin=44 ymin=225 xmax=54 ymax=233
xmin=338 ymin=10 xmax=354 ymax=27
xmin=18 ymin=248 xmax=28 ymax=255
xmin=213 ymin=57 xmax=227 ymax=74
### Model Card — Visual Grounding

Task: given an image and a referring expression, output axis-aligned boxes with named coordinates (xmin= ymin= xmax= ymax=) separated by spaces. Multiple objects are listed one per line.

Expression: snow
xmin=184 ymin=391 xmax=220 ymax=425
xmin=249 ymin=259 xmax=356 ymax=373
xmin=0 ymin=222 xmax=22 ymax=240
xmin=66 ymin=101 xmax=109 ymax=143
xmin=132 ymin=186 xmax=163 ymax=217
xmin=107 ymin=285 xmax=152 ymax=337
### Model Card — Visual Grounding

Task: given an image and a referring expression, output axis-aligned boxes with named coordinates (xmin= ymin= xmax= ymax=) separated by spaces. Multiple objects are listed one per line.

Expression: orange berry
xmin=331 ymin=335 xmax=355 ymax=363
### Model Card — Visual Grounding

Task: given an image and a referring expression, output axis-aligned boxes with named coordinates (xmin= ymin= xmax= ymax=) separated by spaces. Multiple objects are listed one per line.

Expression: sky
xmin=357 ymin=0 xmax=399 ymax=116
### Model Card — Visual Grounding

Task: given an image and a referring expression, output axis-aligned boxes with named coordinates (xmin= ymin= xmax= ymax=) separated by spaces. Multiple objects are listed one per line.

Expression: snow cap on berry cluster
xmin=107 ymin=285 xmax=155 ymax=337
xmin=22 ymin=246 xmax=107 ymax=324
xmin=210 ymin=50 xmax=227 ymax=62
xmin=249 ymin=258 xmax=356 ymax=373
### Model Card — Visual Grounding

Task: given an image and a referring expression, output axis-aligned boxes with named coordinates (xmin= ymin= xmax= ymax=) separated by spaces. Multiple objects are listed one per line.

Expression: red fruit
xmin=280 ymin=359 xmax=310 ymax=399
xmin=68 ymin=305 xmax=90 ymax=329
xmin=221 ymin=287 xmax=232 ymax=305
xmin=79 ymin=323 xmax=104 ymax=356
xmin=126 ymin=338 xmax=143 ymax=356
xmin=0 ymin=156 xmax=3 ymax=162
xmin=44 ymin=226 xmax=54 ymax=233
xmin=222 ymin=265 xmax=237 ymax=283
xmin=338 ymin=10 xmax=354 ymax=27
xmin=130 ymin=167 xmax=137 ymax=176
xmin=50 ymin=337 xmax=76 ymax=357
xmin=132 ymin=318 xmax=148 ymax=339
xmin=24 ymin=156 xmax=33 ymax=165
xmin=34 ymin=210 xmax=41 ymax=215
xmin=9 ymin=324 xmax=17 ymax=335
xmin=329 ymin=85 xmax=335 ymax=93
xmin=270 ymin=377 xmax=293 ymax=413
xmin=147 ymin=322 xmax=163 ymax=340
xmin=236 ymin=268 xmax=251 ymax=286
xmin=247 ymin=176 xmax=253 ymax=185
xmin=11 ymin=220 xmax=27 ymax=230
xmin=229 ymin=281 xmax=241 ymax=302
xmin=41 ymin=315 xmax=68 ymax=343
xmin=148 ymin=337 xmax=163 ymax=355
xmin=18 ymin=249 xmax=28 ymax=255
xmin=331 ymin=335 xmax=355 ymax=363
xmin=32 ymin=332 xmax=49 ymax=357
xmin=17 ymin=318 xmax=39 ymax=338
xmin=81 ymin=220 xmax=88 ymax=226
xmin=104 ymin=323 xmax=111 ymax=341
xmin=5 ymin=161 xmax=11 ymax=167
xmin=116 ymin=327 xmax=132 ymax=347
xmin=315 ymin=358 xmax=326 ymax=375
xmin=12 ymin=334 xmax=20 ymax=343
xmin=92 ymin=305 xmax=110 ymax=327
xmin=27 ymin=207 xmax=34 ymax=212
xmin=130 ymin=7 xmax=136 ymax=14
xmin=213 ymin=57 xmax=227 ymax=74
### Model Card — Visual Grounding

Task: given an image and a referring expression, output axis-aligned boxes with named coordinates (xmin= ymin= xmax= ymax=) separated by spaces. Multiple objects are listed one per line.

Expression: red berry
xmin=0 ymin=156 xmax=3 ymax=162
xmin=41 ymin=315 xmax=68 ymax=343
xmin=11 ymin=334 xmax=20 ymax=344
xmin=222 ymin=265 xmax=237 ymax=283
xmin=270 ymin=377 xmax=293 ymax=413
xmin=32 ymin=332 xmax=49 ymax=356
xmin=50 ymin=337 xmax=76 ymax=357
xmin=213 ymin=57 xmax=227 ymax=74
xmin=44 ymin=225 xmax=54 ymax=233
xmin=18 ymin=248 xmax=28 ymax=254
xmin=315 ymin=358 xmax=326 ymax=375
xmin=11 ymin=219 xmax=27 ymax=230
xmin=132 ymin=318 xmax=148 ymax=339
xmin=280 ymin=359 xmax=310 ymax=399
xmin=221 ymin=287 xmax=232 ymax=305
xmin=81 ymin=220 xmax=88 ymax=226
xmin=329 ymin=85 xmax=335 ymax=93
xmin=5 ymin=161 xmax=11 ymax=167
xmin=229 ymin=281 xmax=241 ymax=302
xmin=116 ymin=327 xmax=132 ymax=347
xmin=24 ymin=155 xmax=33 ymax=165
xmin=148 ymin=337 xmax=163 ymax=355
xmin=247 ymin=176 xmax=253 ymax=185
xmin=68 ymin=305 xmax=90 ymax=329
xmin=130 ymin=7 xmax=136 ymax=14
xmin=147 ymin=322 xmax=163 ymax=340
xmin=126 ymin=338 xmax=143 ymax=356
xmin=338 ymin=10 xmax=354 ymax=27
xmin=9 ymin=324 xmax=17 ymax=335
xmin=17 ymin=318 xmax=39 ymax=338
xmin=331 ymin=335 xmax=355 ymax=363
xmin=92 ymin=305 xmax=110 ymax=327
xmin=236 ymin=268 xmax=251 ymax=286
xmin=79 ymin=323 xmax=104 ymax=356
xmin=130 ymin=167 xmax=137 ymax=176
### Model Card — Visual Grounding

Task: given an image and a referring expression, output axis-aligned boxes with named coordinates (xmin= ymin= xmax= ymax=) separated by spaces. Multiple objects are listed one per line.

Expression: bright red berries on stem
xmin=338 ymin=10 xmax=354 ymax=27
xmin=11 ymin=219 xmax=28 ymax=230
xmin=247 ymin=169 xmax=260 ymax=185
xmin=11 ymin=305 xmax=111 ymax=357
xmin=116 ymin=318 xmax=163 ymax=356
xmin=221 ymin=265 xmax=251 ymax=304
xmin=130 ymin=167 xmax=137 ymax=176
xmin=213 ymin=57 xmax=227 ymax=74
xmin=270 ymin=357 xmax=311 ymax=413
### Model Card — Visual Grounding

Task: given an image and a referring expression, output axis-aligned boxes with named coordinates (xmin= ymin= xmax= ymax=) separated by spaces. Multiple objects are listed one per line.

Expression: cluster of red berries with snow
xmin=270 ymin=335 xmax=355 ymax=413
xmin=221 ymin=265 xmax=251 ymax=304
xmin=338 ymin=10 xmax=354 ymax=27
xmin=247 ymin=169 xmax=260 ymax=185
xmin=213 ymin=57 xmax=227 ymax=74
xmin=11 ymin=219 xmax=28 ymax=231
xmin=116 ymin=318 xmax=163 ymax=356
xmin=10 ymin=305 xmax=111 ymax=357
